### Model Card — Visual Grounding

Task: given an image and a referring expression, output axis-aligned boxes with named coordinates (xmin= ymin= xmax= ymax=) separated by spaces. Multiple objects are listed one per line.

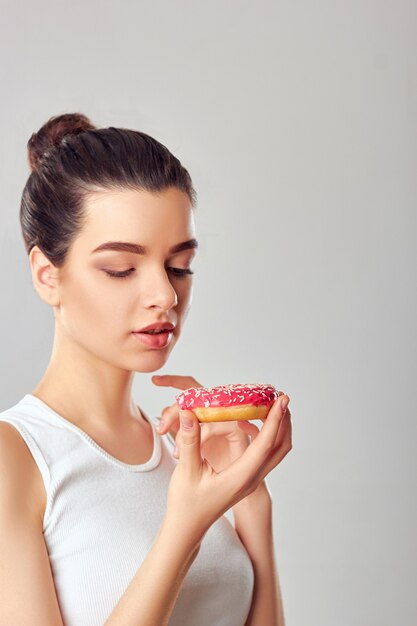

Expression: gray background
xmin=1 ymin=1 xmax=416 ymax=624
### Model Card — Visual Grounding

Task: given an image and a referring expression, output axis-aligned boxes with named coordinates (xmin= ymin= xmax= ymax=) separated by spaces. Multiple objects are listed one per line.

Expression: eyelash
xmin=103 ymin=268 xmax=194 ymax=280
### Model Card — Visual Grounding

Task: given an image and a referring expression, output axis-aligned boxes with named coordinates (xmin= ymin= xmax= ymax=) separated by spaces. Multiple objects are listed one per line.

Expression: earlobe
xmin=29 ymin=246 xmax=61 ymax=307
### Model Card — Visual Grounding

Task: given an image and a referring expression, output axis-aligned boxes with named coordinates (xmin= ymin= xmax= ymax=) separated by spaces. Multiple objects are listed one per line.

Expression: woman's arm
xmin=232 ymin=484 xmax=286 ymax=626
xmin=105 ymin=394 xmax=289 ymax=626
xmin=104 ymin=513 xmax=203 ymax=626
xmin=152 ymin=375 xmax=292 ymax=626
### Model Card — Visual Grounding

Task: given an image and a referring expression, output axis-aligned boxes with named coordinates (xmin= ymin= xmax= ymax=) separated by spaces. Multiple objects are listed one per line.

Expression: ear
xmin=29 ymin=246 xmax=61 ymax=307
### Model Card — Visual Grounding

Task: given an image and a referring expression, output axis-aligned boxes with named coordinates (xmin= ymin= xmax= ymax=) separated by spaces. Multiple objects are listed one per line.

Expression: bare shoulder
xmin=0 ymin=421 xmax=47 ymax=526
xmin=0 ymin=421 xmax=64 ymax=624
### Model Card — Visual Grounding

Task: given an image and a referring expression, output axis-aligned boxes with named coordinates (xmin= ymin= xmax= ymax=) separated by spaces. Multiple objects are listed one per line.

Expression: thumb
xmin=178 ymin=409 xmax=201 ymax=474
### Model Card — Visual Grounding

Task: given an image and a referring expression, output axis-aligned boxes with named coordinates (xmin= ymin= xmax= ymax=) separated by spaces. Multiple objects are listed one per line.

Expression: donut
xmin=175 ymin=383 xmax=280 ymax=423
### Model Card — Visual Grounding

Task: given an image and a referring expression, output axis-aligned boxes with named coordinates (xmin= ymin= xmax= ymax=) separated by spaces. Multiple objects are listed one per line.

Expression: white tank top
xmin=0 ymin=394 xmax=254 ymax=625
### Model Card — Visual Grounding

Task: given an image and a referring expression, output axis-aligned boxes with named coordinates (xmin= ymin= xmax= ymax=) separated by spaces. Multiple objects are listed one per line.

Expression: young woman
xmin=0 ymin=113 xmax=292 ymax=626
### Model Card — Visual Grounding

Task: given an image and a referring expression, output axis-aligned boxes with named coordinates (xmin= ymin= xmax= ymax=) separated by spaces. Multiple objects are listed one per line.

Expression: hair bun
xmin=27 ymin=112 xmax=96 ymax=172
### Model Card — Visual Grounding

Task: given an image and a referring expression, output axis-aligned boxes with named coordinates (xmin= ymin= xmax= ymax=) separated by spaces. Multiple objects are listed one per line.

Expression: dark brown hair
xmin=20 ymin=112 xmax=197 ymax=267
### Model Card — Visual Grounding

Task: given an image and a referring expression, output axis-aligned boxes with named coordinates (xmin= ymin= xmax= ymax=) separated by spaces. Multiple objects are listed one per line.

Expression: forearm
xmin=233 ymin=495 xmax=286 ymax=626
xmin=104 ymin=514 xmax=203 ymax=626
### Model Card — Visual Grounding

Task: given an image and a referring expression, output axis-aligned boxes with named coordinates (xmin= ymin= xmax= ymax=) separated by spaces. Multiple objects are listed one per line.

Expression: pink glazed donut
xmin=175 ymin=383 xmax=280 ymax=423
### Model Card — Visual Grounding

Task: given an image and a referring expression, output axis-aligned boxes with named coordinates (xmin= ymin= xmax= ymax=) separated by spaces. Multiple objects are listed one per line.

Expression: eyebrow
xmin=91 ymin=238 xmax=199 ymax=255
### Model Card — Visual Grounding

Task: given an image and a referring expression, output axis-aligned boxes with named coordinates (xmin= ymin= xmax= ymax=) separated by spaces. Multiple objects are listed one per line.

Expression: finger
xmin=174 ymin=420 xmax=210 ymax=458
xmin=223 ymin=395 xmax=289 ymax=486
xmin=151 ymin=374 xmax=203 ymax=391
xmin=156 ymin=404 xmax=180 ymax=436
xmin=261 ymin=410 xmax=293 ymax=475
xmin=199 ymin=422 xmax=232 ymax=447
xmin=240 ymin=408 xmax=293 ymax=488
xmin=172 ymin=427 xmax=181 ymax=458
xmin=260 ymin=393 xmax=290 ymax=422
xmin=275 ymin=406 xmax=292 ymax=447
xmin=273 ymin=395 xmax=290 ymax=440
xmin=237 ymin=421 xmax=260 ymax=439
xmin=199 ymin=425 xmax=212 ymax=448
xmin=263 ymin=399 xmax=292 ymax=452
xmin=233 ymin=401 xmax=286 ymax=468
xmin=177 ymin=409 xmax=202 ymax=475
xmin=264 ymin=405 xmax=291 ymax=427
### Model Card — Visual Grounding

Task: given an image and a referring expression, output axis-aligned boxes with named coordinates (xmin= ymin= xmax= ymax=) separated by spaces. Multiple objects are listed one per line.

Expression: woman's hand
xmin=162 ymin=390 xmax=292 ymax=543
xmin=152 ymin=375 xmax=291 ymax=504
xmin=152 ymin=374 xmax=203 ymax=442
xmin=152 ymin=374 xmax=289 ymax=470
xmin=152 ymin=374 xmax=263 ymax=466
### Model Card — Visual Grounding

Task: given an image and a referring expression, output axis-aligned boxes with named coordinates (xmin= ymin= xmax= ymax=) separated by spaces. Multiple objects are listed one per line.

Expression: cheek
xmin=60 ymin=274 xmax=129 ymax=337
xmin=59 ymin=272 xmax=193 ymax=340
xmin=177 ymin=280 xmax=193 ymax=309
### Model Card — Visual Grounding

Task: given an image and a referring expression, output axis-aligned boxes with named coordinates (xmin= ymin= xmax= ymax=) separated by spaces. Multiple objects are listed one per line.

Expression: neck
xmin=32 ymin=332 xmax=143 ymax=433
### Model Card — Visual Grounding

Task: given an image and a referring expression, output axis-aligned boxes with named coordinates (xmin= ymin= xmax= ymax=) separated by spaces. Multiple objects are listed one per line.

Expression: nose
xmin=142 ymin=265 xmax=178 ymax=311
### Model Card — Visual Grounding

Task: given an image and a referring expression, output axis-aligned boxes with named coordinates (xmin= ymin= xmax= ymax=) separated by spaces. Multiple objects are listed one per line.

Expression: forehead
xmin=77 ymin=187 xmax=195 ymax=251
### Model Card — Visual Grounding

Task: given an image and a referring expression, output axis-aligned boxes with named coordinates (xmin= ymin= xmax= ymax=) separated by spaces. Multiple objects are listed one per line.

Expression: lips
xmin=132 ymin=328 xmax=173 ymax=348
xmin=133 ymin=322 xmax=175 ymax=333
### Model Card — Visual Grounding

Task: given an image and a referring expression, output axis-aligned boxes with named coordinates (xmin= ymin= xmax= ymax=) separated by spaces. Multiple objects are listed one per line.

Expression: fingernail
xmin=156 ymin=420 xmax=164 ymax=431
xmin=281 ymin=396 xmax=289 ymax=411
xmin=173 ymin=446 xmax=178 ymax=456
xmin=180 ymin=411 xmax=193 ymax=429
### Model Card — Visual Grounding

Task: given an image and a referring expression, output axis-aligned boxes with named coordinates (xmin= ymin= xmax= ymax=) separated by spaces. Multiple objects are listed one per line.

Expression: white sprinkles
xmin=176 ymin=382 xmax=279 ymax=409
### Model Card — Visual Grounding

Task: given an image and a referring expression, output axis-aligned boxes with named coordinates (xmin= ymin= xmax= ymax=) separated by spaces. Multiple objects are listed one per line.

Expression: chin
xmin=134 ymin=346 xmax=177 ymax=373
xmin=134 ymin=359 xmax=169 ymax=373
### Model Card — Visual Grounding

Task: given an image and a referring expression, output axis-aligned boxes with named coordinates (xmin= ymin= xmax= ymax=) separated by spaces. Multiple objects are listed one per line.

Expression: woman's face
xmin=53 ymin=186 xmax=197 ymax=373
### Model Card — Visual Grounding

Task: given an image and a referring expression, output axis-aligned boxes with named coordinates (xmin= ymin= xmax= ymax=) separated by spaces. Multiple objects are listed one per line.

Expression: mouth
xmin=133 ymin=322 xmax=175 ymax=333
xmin=137 ymin=329 xmax=171 ymax=335
xmin=132 ymin=329 xmax=174 ymax=349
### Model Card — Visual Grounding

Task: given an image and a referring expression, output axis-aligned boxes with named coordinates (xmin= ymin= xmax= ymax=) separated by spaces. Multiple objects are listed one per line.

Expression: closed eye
xmin=102 ymin=268 xmax=194 ymax=280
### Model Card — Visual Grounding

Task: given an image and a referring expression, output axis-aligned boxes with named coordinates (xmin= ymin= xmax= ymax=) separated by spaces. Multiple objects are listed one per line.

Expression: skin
xmin=152 ymin=376 xmax=292 ymax=626
xmin=28 ymin=186 xmax=293 ymax=625
xmin=29 ymin=185 xmax=197 ymax=451
xmin=104 ymin=393 xmax=292 ymax=626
